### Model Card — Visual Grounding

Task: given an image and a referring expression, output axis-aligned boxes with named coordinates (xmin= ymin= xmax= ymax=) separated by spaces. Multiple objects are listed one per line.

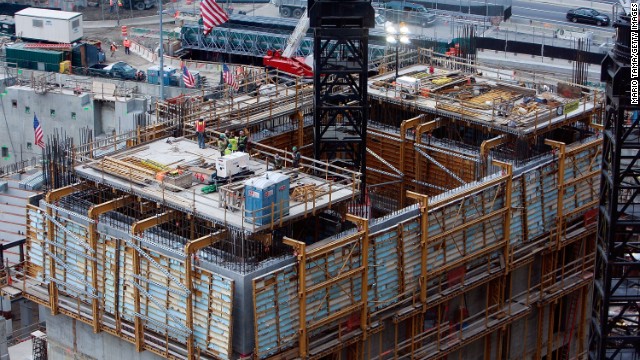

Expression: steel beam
xmin=346 ymin=214 xmax=369 ymax=339
xmin=406 ymin=191 xmax=429 ymax=310
xmin=87 ymin=195 xmax=132 ymax=333
xmin=131 ymin=210 xmax=177 ymax=353
xmin=184 ymin=230 xmax=226 ymax=359
xmin=283 ymin=237 xmax=308 ymax=358
xmin=44 ymin=182 xmax=87 ymax=316
xmin=399 ymin=115 xmax=425 ymax=207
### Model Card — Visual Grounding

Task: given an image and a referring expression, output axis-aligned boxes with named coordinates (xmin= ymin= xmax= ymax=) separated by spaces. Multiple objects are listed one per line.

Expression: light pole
xmin=159 ymin=0 xmax=164 ymax=100
xmin=385 ymin=22 xmax=410 ymax=79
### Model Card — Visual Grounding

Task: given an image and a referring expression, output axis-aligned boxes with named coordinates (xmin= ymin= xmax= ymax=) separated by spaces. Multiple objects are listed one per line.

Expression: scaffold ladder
xmin=561 ymin=293 xmax=579 ymax=360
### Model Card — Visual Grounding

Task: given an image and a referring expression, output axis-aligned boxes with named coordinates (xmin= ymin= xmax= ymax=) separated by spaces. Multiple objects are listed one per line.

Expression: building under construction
xmin=0 ymin=44 xmax=612 ymax=360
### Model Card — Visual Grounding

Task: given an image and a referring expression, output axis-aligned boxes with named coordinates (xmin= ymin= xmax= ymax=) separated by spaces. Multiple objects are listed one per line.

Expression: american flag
xmin=33 ymin=114 xmax=45 ymax=149
xmin=200 ymin=0 xmax=229 ymax=36
xmin=182 ymin=64 xmax=196 ymax=88
xmin=223 ymin=64 xmax=239 ymax=91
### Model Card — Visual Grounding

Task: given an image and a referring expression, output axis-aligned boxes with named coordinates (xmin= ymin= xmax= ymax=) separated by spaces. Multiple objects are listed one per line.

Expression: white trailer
xmin=15 ymin=8 xmax=83 ymax=44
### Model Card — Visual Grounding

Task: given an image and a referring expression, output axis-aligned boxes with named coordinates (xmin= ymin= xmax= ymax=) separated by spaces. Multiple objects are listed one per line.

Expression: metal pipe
xmin=159 ymin=0 xmax=165 ymax=100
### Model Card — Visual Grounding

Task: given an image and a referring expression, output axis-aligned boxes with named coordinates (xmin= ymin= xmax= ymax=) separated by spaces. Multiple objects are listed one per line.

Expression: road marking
xmin=516 ymin=6 xmax=568 ymax=15
xmin=511 ymin=14 xmax=615 ymax=32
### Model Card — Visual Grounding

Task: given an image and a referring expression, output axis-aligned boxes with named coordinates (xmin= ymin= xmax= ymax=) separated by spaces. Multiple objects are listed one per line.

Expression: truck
xmin=271 ymin=0 xmax=306 ymax=18
xmin=14 ymin=8 xmax=82 ymax=43
xmin=87 ymin=61 xmax=138 ymax=80
xmin=376 ymin=1 xmax=436 ymax=27
xmin=120 ymin=0 xmax=155 ymax=11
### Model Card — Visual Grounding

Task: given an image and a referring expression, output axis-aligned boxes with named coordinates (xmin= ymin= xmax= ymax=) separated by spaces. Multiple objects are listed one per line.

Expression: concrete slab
xmin=7 ymin=339 xmax=32 ymax=360
xmin=75 ymin=138 xmax=357 ymax=232
xmin=368 ymin=64 xmax=597 ymax=136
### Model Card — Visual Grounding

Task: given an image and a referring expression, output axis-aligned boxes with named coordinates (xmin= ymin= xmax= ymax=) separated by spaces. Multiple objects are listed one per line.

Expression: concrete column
xmin=0 ymin=317 xmax=9 ymax=360
xmin=19 ymin=300 xmax=34 ymax=329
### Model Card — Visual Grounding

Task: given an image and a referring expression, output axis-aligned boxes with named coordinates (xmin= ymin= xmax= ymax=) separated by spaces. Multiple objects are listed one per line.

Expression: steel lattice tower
xmin=589 ymin=10 xmax=640 ymax=360
xmin=309 ymin=0 xmax=374 ymax=197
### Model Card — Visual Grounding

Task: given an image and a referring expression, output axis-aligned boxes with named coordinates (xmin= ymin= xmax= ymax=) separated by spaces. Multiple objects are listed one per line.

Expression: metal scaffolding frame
xmin=589 ymin=11 xmax=640 ymax=360
xmin=311 ymin=0 xmax=375 ymax=199
xmin=181 ymin=24 xmax=386 ymax=68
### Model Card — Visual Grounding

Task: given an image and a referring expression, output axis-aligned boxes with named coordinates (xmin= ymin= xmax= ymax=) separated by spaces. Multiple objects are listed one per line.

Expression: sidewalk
xmin=476 ymin=50 xmax=603 ymax=83
xmin=529 ymin=0 xmax=614 ymax=13
xmin=84 ymin=15 xmax=176 ymax=29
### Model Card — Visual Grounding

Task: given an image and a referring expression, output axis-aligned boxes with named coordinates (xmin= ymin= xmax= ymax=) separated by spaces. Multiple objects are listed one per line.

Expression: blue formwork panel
xmin=254 ymin=264 xmax=299 ymax=359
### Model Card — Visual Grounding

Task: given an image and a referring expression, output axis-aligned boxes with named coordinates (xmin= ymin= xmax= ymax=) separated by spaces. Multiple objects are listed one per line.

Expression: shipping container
xmin=244 ymin=177 xmax=276 ymax=226
xmin=6 ymin=43 xmax=64 ymax=72
xmin=15 ymin=8 xmax=82 ymax=43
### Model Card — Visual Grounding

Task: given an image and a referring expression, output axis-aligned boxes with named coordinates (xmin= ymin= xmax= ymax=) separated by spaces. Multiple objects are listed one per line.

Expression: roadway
xmin=510 ymin=0 xmax=618 ymax=32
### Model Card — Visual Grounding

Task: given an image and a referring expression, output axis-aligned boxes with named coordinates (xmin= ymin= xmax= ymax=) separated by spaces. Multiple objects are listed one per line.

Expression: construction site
xmin=0 ymin=0 xmax=637 ymax=359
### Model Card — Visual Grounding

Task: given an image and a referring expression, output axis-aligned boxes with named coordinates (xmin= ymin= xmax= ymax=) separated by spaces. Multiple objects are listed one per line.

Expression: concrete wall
xmin=40 ymin=305 xmax=164 ymax=360
xmin=200 ymin=257 xmax=295 ymax=356
xmin=0 ymin=86 xmax=146 ymax=167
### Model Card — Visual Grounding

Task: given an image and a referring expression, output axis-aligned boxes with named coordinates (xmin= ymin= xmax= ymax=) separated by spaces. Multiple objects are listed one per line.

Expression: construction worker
xmin=238 ymin=130 xmax=248 ymax=152
xmin=274 ymin=154 xmax=283 ymax=169
xmin=196 ymin=118 xmax=206 ymax=149
xmin=224 ymin=143 xmax=233 ymax=155
xmin=229 ymin=133 xmax=238 ymax=151
xmin=292 ymin=146 xmax=301 ymax=168
xmin=217 ymin=133 xmax=229 ymax=153
xmin=110 ymin=43 xmax=118 ymax=57
xmin=123 ymin=37 xmax=131 ymax=55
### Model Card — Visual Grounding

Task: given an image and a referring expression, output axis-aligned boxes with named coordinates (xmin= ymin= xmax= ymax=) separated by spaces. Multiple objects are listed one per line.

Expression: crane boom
xmin=282 ymin=9 xmax=309 ymax=58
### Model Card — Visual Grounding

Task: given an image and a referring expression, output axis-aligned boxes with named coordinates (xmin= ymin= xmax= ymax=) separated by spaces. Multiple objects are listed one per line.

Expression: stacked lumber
xmin=91 ymin=157 xmax=157 ymax=185
xmin=291 ymin=184 xmax=317 ymax=202
xmin=436 ymin=103 xmax=483 ymax=118
xmin=466 ymin=89 xmax=517 ymax=110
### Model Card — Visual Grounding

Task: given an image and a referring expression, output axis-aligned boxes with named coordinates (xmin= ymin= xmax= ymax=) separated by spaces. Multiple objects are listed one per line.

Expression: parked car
xmin=566 ymin=7 xmax=610 ymax=26
xmin=87 ymin=61 xmax=138 ymax=80
xmin=378 ymin=1 xmax=436 ymax=27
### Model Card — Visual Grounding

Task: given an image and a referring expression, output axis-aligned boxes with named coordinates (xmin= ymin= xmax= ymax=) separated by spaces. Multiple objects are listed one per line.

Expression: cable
xmin=0 ymin=78 xmax=17 ymax=160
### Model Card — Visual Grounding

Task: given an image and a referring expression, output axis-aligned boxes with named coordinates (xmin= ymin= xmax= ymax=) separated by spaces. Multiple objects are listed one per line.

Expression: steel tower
xmin=589 ymin=9 xmax=640 ymax=360
xmin=309 ymin=0 xmax=375 ymax=197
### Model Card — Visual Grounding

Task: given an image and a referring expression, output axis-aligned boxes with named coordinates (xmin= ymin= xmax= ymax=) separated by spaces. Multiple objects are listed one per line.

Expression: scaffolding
xmin=0 ymin=48 xmax=609 ymax=360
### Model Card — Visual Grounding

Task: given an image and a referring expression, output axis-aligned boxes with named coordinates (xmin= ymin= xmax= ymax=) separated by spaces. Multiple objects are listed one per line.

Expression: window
xmin=32 ymin=19 xmax=43 ymax=27
xmin=11 ymin=100 xmax=16 ymax=108
xmin=72 ymin=19 xmax=79 ymax=28
xmin=27 ymin=142 xmax=32 ymax=150
xmin=25 ymin=106 xmax=30 ymax=114
xmin=71 ymin=112 xmax=76 ymax=120
xmin=1 ymin=147 xmax=8 ymax=158
xmin=50 ymin=109 xmax=55 ymax=118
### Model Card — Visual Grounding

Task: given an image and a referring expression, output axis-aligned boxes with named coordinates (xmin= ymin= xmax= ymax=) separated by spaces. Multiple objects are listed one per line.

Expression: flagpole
xmin=159 ymin=0 xmax=165 ymax=100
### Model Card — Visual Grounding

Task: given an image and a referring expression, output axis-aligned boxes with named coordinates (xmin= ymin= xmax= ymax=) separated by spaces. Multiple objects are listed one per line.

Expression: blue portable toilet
xmin=244 ymin=176 xmax=276 ymax=225
xmin=147 ymin=65 xmax=176 ymax=85
xmin=266 ymin=172 xmax=290 ymax=218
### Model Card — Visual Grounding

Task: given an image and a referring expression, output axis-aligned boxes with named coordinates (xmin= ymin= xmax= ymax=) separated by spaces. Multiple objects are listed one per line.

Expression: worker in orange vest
xmin=110 ymin=43 xmax=117 ymax=57
xmin=123 ymin=38 xmax=131 ymax=55
xmin=196 ymin=118 xmax=206 ymax=148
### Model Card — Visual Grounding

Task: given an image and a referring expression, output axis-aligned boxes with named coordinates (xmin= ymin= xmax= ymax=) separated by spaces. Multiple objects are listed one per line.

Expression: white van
xmin=395 ymin=76 xmax=421 ymax=99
